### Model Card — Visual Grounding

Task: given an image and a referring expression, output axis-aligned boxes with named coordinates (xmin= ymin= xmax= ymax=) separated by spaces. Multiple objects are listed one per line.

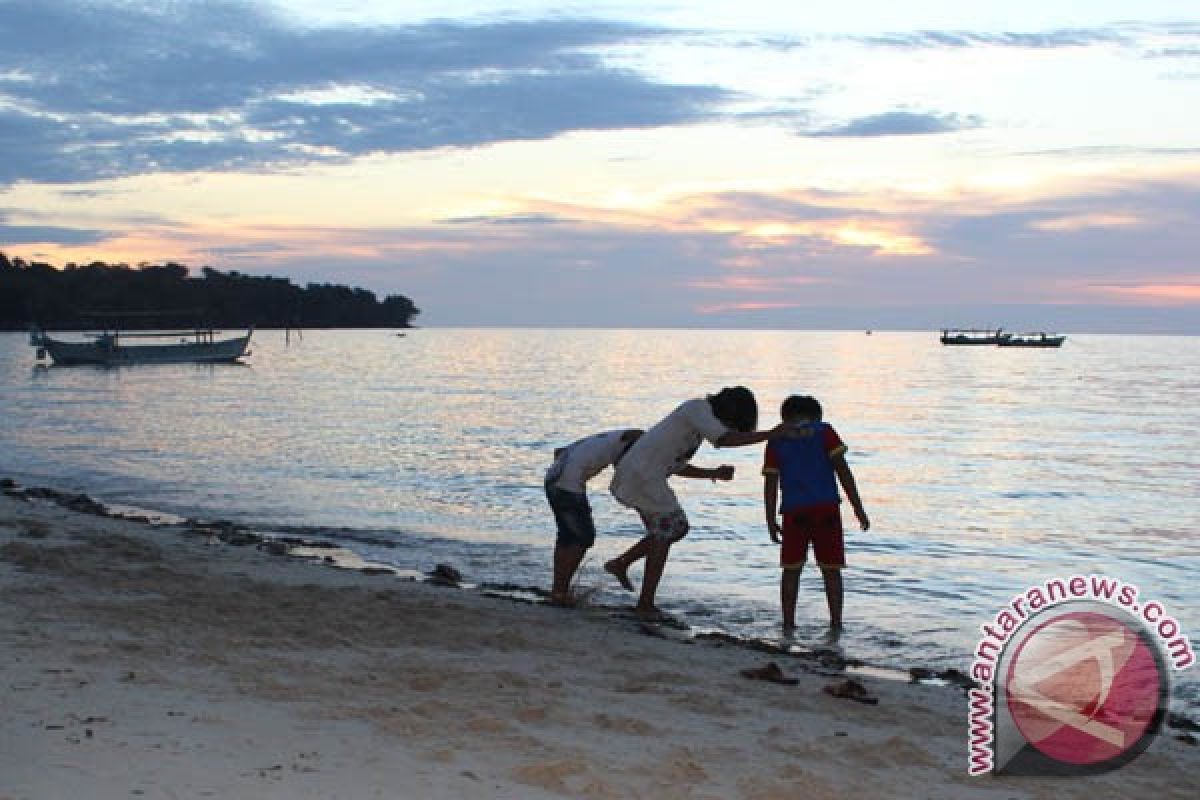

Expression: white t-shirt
xmin=546 ymin=429 xmax=634 ymax=494
xmin=609 ymin=398 xmax=729 ymax=513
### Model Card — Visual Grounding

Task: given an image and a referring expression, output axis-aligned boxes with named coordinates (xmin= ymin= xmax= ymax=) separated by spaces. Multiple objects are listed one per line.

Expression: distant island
xmin=0 ymin=253 xmax=419 ymax=330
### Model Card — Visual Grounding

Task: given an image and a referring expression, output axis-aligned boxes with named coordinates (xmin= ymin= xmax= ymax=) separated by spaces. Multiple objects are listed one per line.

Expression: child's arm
xmin=715 ymin=423 xmax=790 ymax=448
xmin=676 ymin=464 xmax=735 ymax=481
xmin=832 ymin=454 xmax=869 ymax=531
xmin=763 ymin=472 xmax=781 ymax=542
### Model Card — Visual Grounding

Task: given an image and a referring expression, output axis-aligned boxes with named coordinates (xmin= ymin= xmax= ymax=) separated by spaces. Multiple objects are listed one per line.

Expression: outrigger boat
xmin=940 ymin=328 xmax=1010 ymax=345
xmin=996 ymin=331 xmax=1065 ymax=348
xmin=31 ymin=316 xmax=252 ymax=366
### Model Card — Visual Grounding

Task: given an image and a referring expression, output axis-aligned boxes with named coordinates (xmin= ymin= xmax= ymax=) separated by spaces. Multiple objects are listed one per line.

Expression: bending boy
xmin=545 ymin=428 xmax=643 ymax=605
xmin=605 ymin=387 xmax=791 ymax=616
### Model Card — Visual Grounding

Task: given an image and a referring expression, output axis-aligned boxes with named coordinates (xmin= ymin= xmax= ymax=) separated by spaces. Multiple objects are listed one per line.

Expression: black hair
xmin=613 ymin=429 xmax=643 ymax=465
xmin=707 ymin=386 xmax=758 ymax=432
xmin=780 ymin=394 xmax=822 ymax=421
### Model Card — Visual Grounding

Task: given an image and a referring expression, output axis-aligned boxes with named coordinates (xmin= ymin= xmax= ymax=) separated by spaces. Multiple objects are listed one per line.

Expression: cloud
xmin=857 ymin=28 xmax=1132 ymax=50
xmin=13 ymin=170 xmax=1200 ymax=329
xmin=741 ymin=24 xmax=1148 ymax=55
xmin=1087 ymin=281 xmax=1200 ymax=303
xmin=1145 ymin=47 xmax=1200 ymax=58
xmin=439 ymin=213 xmax=572 ymax=226
xmin=0 ymin=223 xmax=108 ymax=246
xmin=687 ymin=275 xmax=825 ymax=292
xmin=695 ymin=301 xmax=806 ymax=314
xmin=0 ymin=1 xmax=732 ymax=185
xmin=808 ymin=111 xmax=981 ymax=138
xmin=680 ymin=191 xmax=858 ymax=222
xmin=0 ymin=208 xmax=109 ymax=246
xmin=1020 ymin=145 xmax=1200 ymax=158
xmin=1029 ymin=213 xmax=1145 ymax=232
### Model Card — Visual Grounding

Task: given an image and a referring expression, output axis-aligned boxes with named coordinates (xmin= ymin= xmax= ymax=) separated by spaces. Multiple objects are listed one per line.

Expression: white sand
xmin=1 ymin=493 xmax=1195 ymax=799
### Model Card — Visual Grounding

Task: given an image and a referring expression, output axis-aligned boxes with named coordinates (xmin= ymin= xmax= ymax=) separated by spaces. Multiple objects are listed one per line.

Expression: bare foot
xmin=633 ymin=605 xmax=669 ymax=622
xmin=605 ymin=560 xmax=634 ymax=592
xmin=547 ymin=592 xmax=578 ymax=608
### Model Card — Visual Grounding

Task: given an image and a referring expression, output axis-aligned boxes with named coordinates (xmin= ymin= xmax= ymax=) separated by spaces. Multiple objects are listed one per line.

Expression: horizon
xmin=2 ymin=1 xmax=1198 ymax=333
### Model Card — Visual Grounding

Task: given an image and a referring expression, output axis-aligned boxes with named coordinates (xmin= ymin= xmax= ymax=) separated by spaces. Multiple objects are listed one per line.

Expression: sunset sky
xmin=2 ymin=1 xmax=1198 ymax=330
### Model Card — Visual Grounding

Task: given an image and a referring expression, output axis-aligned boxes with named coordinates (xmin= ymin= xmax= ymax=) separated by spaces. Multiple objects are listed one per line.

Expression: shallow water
xmin=2 ymin=328 xmax=1197 ymax=706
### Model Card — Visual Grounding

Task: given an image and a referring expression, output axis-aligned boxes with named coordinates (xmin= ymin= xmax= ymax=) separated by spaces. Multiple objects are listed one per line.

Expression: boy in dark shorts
xmin=762 ymin=395 xmax=869 ymax=632
xmin=545 ymin=428 xmax=642 ymax=605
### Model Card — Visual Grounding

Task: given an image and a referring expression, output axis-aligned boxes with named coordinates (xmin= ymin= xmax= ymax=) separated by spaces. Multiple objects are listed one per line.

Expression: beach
xmin=2 ymin=489 xmax=1196 ymax=800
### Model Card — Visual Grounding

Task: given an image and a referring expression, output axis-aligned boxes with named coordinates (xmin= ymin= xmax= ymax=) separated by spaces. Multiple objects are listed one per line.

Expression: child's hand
xmin=772 ymin=423 xmax=811 ymax=440
xmin=712 ymin=465 xmax=735 ymax=482
xmin=855 ymin=508 xmax=870 ymax=531
xmin=767 ymin=518 xmax=782 ymax=543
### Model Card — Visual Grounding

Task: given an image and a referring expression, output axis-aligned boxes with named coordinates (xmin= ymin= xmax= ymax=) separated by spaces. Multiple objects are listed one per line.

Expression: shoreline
xmin=0 ymin=480 xmax=976 ymax=689
xmin=2 ymin=481 xmax=1197 ymax=798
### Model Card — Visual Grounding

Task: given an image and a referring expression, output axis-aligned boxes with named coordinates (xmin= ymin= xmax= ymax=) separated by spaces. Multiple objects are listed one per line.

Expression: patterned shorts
xmin=638 ymin=508 xmax=690 ymax=543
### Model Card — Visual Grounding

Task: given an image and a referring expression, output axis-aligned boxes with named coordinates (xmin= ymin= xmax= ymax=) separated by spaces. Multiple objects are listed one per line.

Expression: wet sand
xmin=1 ymin=489 xmax=1196 ymax=799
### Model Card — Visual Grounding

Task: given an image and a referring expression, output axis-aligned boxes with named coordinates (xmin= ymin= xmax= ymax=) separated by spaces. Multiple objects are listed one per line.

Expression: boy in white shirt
xmin=545 ymin=428 xmax=642 ymax=605
xmin=605 ymin=387 xmax=792 ymax=616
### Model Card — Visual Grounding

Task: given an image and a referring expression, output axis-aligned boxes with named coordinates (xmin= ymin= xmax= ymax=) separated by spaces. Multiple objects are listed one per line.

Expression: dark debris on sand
xmin=909 ymin=666 xmax=978 ymax=691
xmin=823 ymin=678 xmax=879 ymax=705
xmin=1168 ymin=712 xmax=1200 ymax=733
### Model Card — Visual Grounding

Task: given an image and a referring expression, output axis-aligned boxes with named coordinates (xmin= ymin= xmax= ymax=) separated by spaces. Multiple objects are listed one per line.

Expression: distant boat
xmin=996 ymin=332 xmax=1065 ymax=348
xmin=940 ymin=328 xmax=1010 ymax=345
xmin=31 ymin=325 xmax=253 ymax=365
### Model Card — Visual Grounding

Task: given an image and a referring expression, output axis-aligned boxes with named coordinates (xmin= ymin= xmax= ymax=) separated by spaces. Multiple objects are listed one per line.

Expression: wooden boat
xmin=996 ymin=332 xmax=1065 ymax=348
xmin=940 ymin=328 xmax=1010 ymax=345
xmin=31 ymin=325 xmax=253 ymax=365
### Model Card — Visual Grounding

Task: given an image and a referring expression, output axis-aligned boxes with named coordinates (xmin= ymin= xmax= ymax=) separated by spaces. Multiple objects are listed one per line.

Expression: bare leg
xmin=781 ymin=566 xmax=802 ymax=631
xmin=635 ymin=538 xmax=672 ymax=613
xmin=820 ymin=567 xmax=844 ymax=628
xmin=552 ymin=544 xmax=587 ymax=602
xmin=605 ymin=536 xmax=650 ymax=592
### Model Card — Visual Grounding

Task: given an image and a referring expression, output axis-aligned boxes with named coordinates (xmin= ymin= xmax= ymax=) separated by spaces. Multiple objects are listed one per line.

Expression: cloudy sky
xmin=2 ymin=0 xmax=1198 ymax=330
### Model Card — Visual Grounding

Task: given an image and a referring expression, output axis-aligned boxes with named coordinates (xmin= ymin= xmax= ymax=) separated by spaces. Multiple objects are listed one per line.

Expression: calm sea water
xmin=2 ymin=329 xmax=1197 ymax=705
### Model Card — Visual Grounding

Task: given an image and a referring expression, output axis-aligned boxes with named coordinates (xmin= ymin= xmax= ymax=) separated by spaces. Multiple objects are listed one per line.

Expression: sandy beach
xmin=1 ymin=488 xmax=1196 ymax=799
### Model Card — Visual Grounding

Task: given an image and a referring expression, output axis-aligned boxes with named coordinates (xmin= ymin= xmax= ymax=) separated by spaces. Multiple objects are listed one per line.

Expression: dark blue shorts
xmin=545 ymin=483 xmax=596 ymax=549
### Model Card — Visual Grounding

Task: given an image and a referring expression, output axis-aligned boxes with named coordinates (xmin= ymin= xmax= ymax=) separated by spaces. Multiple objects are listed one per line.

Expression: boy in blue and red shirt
xmin=762 ymin=395 xmax=869 ymax=633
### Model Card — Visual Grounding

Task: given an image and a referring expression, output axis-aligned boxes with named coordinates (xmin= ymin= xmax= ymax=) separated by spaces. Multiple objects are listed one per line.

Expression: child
xmin=762 ymin=395 xmax=869 ymax=632
xmin=605 ymin=387 xmax=793 ymax=616
xmin=545 ymin=428 xmax=643 ymax=605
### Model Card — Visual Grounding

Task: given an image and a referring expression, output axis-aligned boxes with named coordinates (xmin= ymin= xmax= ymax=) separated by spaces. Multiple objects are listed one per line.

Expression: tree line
xmin=0 ymin=253 xmax=419 ymax=330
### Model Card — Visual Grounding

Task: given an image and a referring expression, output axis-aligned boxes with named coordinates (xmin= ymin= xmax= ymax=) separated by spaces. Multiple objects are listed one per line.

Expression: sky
xmin=1 ymin=0 xmax=1199 ymax=331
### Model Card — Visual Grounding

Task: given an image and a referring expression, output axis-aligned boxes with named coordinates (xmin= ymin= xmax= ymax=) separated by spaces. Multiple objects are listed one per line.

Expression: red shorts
xmin=780 ymin=503 xmax=844 ymax=569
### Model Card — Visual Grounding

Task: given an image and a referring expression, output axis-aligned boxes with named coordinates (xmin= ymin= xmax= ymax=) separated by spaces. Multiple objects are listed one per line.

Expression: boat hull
xmin=940 ymin=333 xmax=1010 ymax=345
xmin=996 ymin=337 xmax=1065 ymax=348
xmin=38 ymin=333 xmax=251 ymax=365
xmin=940 ymin=336 xmax=1007 ymax=345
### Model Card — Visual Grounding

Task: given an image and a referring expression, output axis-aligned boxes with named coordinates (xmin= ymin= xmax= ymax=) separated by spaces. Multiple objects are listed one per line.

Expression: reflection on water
xmin=1 ymin=329 xmax=1197 ymax=701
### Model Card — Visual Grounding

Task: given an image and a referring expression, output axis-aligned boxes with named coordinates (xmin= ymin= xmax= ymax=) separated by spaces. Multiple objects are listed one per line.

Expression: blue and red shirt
xmin=762 ymin=422 xmax=847 ymax=513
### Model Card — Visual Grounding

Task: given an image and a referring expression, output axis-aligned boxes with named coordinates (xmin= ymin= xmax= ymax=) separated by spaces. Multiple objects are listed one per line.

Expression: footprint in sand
xmin=591 ymin=712 xmax=657 ymax=736
xmin=512 ymin=759 xmax=617 ymax=797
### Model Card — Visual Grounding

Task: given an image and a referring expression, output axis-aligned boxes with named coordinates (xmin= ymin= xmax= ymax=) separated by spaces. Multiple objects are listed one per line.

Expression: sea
xmin=2 ymin=328 xmax=1197 ymax=708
